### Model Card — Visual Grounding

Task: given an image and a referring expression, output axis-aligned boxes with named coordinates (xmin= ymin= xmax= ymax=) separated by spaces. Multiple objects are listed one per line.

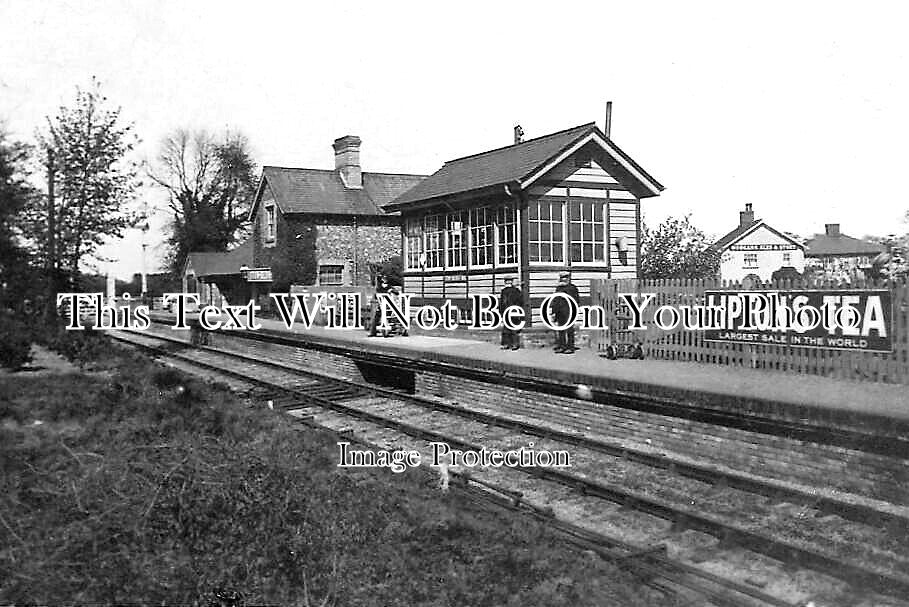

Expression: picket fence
xmin=589 ymin=277 xmax=909 ymax=385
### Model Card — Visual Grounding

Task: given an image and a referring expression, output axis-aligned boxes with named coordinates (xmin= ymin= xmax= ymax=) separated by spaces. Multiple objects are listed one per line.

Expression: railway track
xmin=111 ymin=329 xmax=909 ymax=606
xmin=158 ymin=318 xmax=907 ymax=460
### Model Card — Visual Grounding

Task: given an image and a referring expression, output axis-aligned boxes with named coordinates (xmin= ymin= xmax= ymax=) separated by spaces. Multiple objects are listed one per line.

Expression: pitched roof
xmin=711 ymin=220 xmax=805 ymax=252
xmin=805 ymin=233 xmax=884 ymax=257
xmin=711 ymin=219 xmax=762 ymax=251
xmin=185 ymin=239 xmax=253 ymax=277
xmin=384 ymin=123 xmax=664 ymax=211
xmin=255 ymin=167 xmax=425 ymax=217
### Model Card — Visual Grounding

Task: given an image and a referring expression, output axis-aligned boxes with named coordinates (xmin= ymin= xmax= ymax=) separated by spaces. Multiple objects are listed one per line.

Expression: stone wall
xmin=251 ymin=202 xmax=400 ymax=288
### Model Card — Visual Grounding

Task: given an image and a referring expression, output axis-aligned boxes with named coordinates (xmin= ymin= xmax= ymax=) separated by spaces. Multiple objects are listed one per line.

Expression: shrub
xmin=0 ymin=311 xmax=32 ymax=370
xmin=42 ymin=325 xmax=108 ymax=365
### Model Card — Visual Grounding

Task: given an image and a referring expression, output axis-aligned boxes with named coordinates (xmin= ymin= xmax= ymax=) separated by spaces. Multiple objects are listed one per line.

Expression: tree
xmin=150 ymin=129 xmax=257 ymax=274
xmin=866 ymin=228 xmax=909 ymax=281
xmin=640 ymin=215 xmax=720 ymax=279
xmin=369 ymin=255 xmax=403 ymax=287
xmin=19 ymin=79 xmax=139 ymax=293
xmin=0 ymin=125 xmax=37 ymax=308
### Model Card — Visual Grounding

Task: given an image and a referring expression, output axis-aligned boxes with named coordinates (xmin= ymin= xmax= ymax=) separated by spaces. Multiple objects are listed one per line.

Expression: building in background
xmin=712 ymin=204 xmax=805 ymax=282
xmin=384 ymin=122 xmax=664 ymax=322
xmin=181 ymin=240 xmax=253 ymax=307
xmin=246 ymin=135 xmax=426 ymax=296
xmin=804 ymin=223 xmax=885 ymax=283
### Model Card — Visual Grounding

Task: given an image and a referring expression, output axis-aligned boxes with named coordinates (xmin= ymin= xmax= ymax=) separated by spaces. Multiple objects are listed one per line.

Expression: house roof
xmin=805 ymin=233 xmax=884 ymax=257
xmin=711 ymin=220 xmax=805 ymax=252
xmin=383 ymin=123 xmax=664 ymax=212
xmin=251 ymin=167 xmax=426 ymax=218
xmin=185 ymin=239 xmax=253 ymax=278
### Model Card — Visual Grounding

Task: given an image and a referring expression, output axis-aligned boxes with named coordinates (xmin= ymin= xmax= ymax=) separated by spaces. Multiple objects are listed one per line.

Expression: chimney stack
xmin=514 ymin=124 xmax=524 ymax=144
xmin=333 ymin=135 xmax=362 ymax=189
xmin=739 ymin=203 xmax=755 ymax=227
xmin=825 ymin=223 xmax=840 ymax=237
xmin=604 ymin=101 xmax=613 ymax=138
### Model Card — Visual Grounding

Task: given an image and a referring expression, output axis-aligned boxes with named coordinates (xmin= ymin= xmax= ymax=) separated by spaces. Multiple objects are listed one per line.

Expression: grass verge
xmin=0 ymin=333 xmax=666 ymax=606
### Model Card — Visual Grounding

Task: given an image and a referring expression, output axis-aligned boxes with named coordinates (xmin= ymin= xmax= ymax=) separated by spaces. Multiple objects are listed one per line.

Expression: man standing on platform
xmin=498 ymin=276 xmax=523 ymax=350
xmin=552 ymin=271 xmax=579 ymax=354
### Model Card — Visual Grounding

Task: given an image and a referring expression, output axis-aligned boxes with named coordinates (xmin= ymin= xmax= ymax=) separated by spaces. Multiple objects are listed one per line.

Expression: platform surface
xmin=148 ymin=311 xmax=909 ymax=425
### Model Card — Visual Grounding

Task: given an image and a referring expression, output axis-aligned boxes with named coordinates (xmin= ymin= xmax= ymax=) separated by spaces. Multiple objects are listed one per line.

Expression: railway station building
xmin=383 ymin=122 xmax=664 ymax=322
xmin=181 ymin=239 xmax=253 ymax=307
xmin=183 ymin=135 xmax=426 ymax=306
xmin=246 ymin=135 xmax=426 ymax=294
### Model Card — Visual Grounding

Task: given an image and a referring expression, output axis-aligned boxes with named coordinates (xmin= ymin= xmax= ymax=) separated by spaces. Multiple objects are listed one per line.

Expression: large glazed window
xmin=423 ymin=214 xmax=444 ymax=269
xmin=469 ymin=207 xmax=494 ymax=267
xmin=405 ymin=217 xmax=423 ymax=269
xmin=447 ymin=211 xmax=467 ymax=269
xmin=528 ymin=200 xmax=564 ymax=263
xmin=496 ymin=204 xmax=517 ymax=265
xmin=568 ymin=200 xmax=605 ymax=263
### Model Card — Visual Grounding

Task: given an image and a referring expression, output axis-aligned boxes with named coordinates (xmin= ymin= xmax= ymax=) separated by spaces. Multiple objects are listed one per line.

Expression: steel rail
xmin=136 ymin=327 xmax=909 ymax=534
xmin=113 ymin=331 xmax=909 ymax=602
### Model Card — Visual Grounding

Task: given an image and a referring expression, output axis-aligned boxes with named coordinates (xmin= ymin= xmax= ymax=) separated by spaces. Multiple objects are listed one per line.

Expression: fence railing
xmin=589 ymin=277 xmax=909 ymax=385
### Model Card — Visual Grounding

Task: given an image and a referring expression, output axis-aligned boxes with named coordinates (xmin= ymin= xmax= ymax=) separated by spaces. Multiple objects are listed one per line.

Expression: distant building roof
xmin=805 ymin=232 xmax=884 ymax=257
xmin=710 ymin=219 xmax=804 ymax=252
xmin=185 ymin=240 xmax=253 ymax=278
xmin=254 ymin=167 xmax=425 ymax=217
xmin=384 ymin=122 xmax=664 ymax=212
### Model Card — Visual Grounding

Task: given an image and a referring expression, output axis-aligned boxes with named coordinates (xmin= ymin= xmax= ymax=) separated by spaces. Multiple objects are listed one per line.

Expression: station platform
xmin=147 ymin=312 xmax=909 ymax=445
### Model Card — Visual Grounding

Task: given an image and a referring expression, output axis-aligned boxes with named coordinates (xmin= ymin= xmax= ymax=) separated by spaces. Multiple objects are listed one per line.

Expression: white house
xmin=712 ymin=204 xmax=805 ymax=282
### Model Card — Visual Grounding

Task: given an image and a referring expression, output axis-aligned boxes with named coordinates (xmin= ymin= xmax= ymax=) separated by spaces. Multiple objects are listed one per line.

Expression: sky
xmin=2 ymin=0 xmax=908 ymax=279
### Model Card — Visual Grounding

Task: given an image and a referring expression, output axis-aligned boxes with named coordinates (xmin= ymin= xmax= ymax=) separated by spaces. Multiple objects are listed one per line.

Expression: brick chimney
xmin=825 ymin=223 xmax=840 ymax=237
xmin=739 ymin=203 xmax=755 ymax=227
xmin=333 ymin=135 xmax=362 ymax=189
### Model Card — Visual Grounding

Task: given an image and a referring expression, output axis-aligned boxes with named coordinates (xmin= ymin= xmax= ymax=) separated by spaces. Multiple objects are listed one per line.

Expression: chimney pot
xmin=605 ymin=101 xmax=613 ymax=138
xmin=333 ymin=135 xmax=362 ymax=189
xmin=825 ymin=223 xmax=840 ymax=237
xmin=739 ymin=203 xmax=755 ymax=227
xmin=514 ymin=125 xmax=524 ymax=144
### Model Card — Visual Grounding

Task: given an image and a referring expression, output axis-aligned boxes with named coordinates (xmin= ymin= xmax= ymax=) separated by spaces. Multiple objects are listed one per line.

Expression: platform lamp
xmin=614 ymin=236 xmax=629 ymax=266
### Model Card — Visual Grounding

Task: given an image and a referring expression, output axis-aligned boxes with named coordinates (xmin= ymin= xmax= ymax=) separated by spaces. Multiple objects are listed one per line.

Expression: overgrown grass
xmin=0 ymin=335 xmax=665 ymax=606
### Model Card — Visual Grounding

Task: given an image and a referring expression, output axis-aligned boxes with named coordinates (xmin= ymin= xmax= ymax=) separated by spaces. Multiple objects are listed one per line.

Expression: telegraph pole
xmin=45 ymin=148 xmax=56 ymax=321
xmin=140 ymin=200 xmax=149 ymax=297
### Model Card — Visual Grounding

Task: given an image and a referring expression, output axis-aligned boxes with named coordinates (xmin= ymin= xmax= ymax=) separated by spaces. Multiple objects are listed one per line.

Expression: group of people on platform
xmin=367 ymin=272 xmax=580 ymax=355
xmin=497 ymin=271 xmax=578 ymax=354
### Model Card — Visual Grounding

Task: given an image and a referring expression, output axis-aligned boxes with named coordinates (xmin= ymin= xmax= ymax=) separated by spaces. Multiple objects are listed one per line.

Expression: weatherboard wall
xmin=401 ymin=154 xmax=642 ymax=324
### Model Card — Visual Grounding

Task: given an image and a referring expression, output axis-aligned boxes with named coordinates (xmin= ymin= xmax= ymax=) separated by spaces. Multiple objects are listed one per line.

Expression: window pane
xmin=569 ymin=201 xmax=580 ymax=221
xmin=541 ymin=223 xmax=551 ymax=241
xmin=583 ymin=244 xmax=593 ymax=261
xmin=594 ymin=224 xmax=603 ymax=240
xmin=594 ymin=244 xmax=604 ymax=260
xmin=569 ymin=222 xmax=581 ymax=240
xmin=552 ymin=203 xmax=562 ymax=220
xmin=553 ymin=222 xmax=563 ymax=242
xmin=552 ymin=245 xmax=563 ymax=262
xmin=570 ymin=243 xmax=581 ymax=262
xmin=582 ymin=223 xmax=592 ymax=240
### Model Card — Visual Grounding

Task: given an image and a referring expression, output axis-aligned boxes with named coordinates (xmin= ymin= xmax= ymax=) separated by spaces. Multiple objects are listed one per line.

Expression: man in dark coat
xmin=368 ymin=277 xmax=390 ymax=337
xmin=498 ymin=276 xmax=523 ymax=350
xmin=552 ymin=271 xmax=579 ymax=353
